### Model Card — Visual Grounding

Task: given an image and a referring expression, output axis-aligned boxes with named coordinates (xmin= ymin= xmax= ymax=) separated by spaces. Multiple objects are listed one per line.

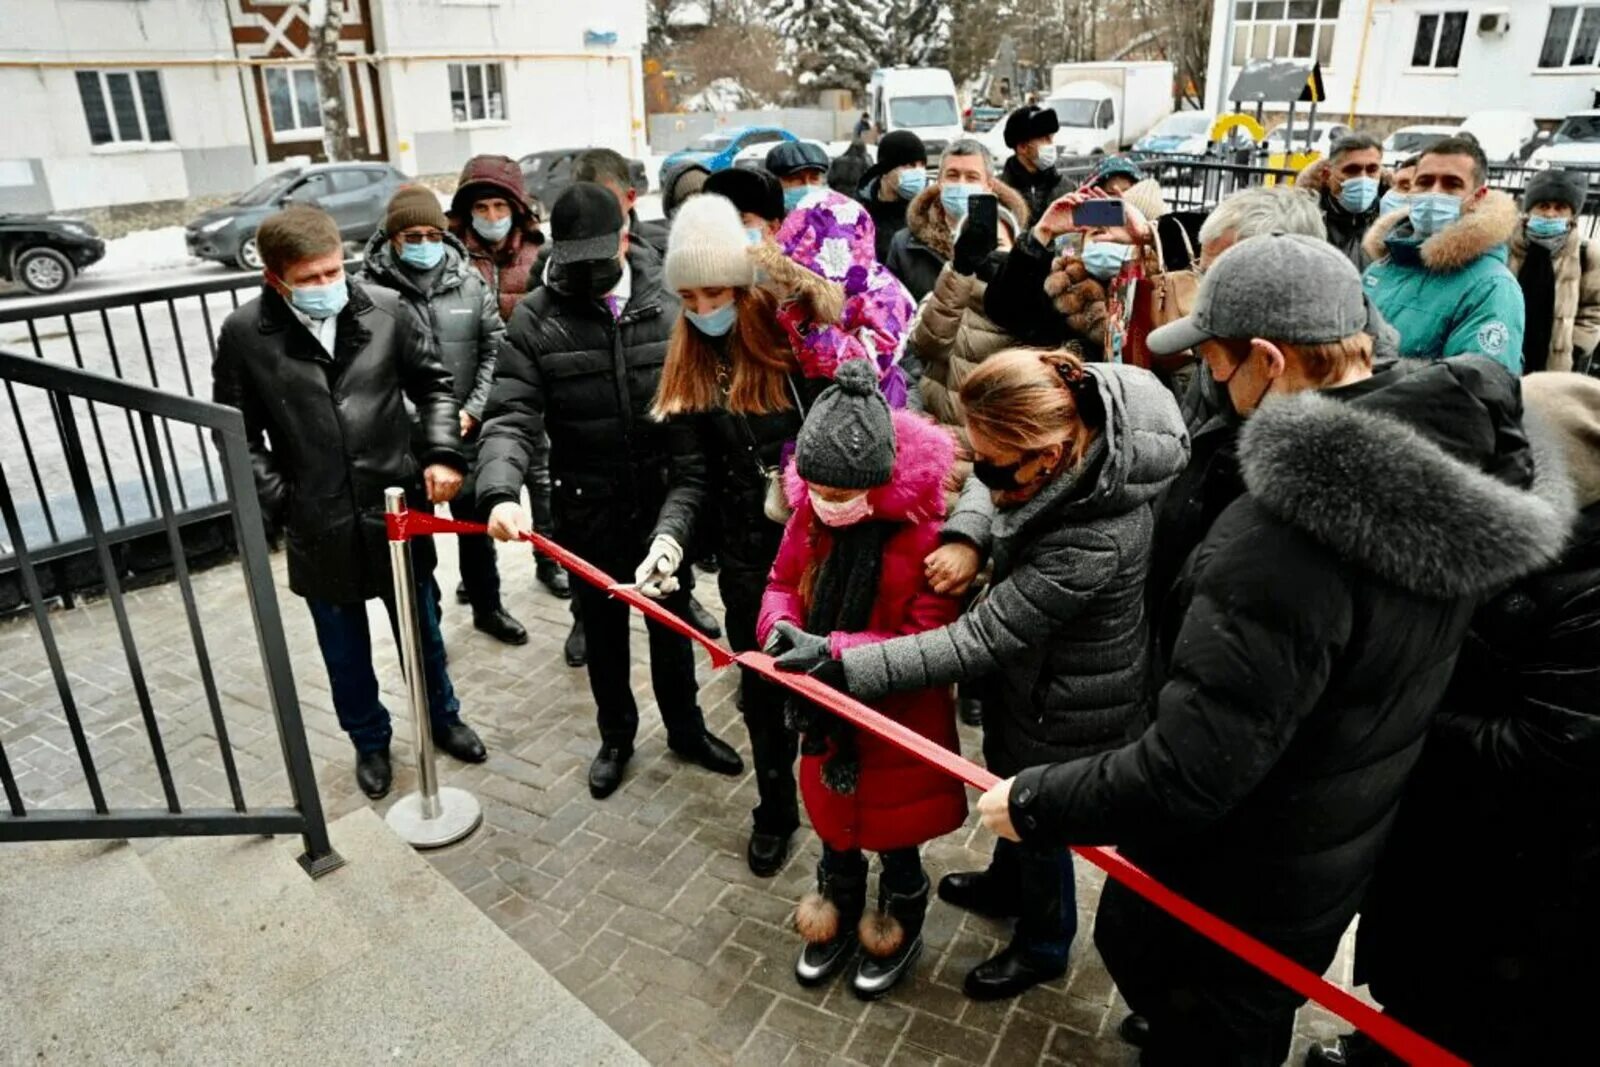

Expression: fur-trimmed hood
xmin=905 ymin=182 xmax=1031 ymax=262
xmin=784 ymin=408 xmax=954 ymax=524
xmin=1362 ymin=189 xmax=1519 ymax=273
xmin=1239 ymin=367 xmax=1577 ymax=599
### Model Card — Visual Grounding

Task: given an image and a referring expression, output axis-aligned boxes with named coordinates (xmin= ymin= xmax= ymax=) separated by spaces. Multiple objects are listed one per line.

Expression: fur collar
xmin=784 ymin=409 xmax=954 ymax=524
xmin=906 ymin=182 xmax=1031 ymax=261
xmin=1362 ymin=190 xmax=1518 ymax=272
xmin=1239 ymin=390 xmax=1576 ymax=599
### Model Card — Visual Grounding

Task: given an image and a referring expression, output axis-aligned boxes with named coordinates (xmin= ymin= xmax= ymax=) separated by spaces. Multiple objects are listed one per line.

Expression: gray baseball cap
xmin=1147 ymin=233 xmax=1369 ymax=356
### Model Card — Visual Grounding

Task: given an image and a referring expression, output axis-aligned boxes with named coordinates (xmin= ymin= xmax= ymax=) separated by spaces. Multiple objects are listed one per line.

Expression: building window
xmin=1411 ymin=11 xmax=1468 ymax=68
xmin=449 ymin=62 xmax=506 ymax=123
xmin=1540 ymin=5 xmax=1600 ymax=68
xmin=1231 ymin=1 xmax=1340 ymax=67
xmin=264 ymin=67 xmax=323 ymax=134
xmin=76 ymin=69 xmax=172 ymax=146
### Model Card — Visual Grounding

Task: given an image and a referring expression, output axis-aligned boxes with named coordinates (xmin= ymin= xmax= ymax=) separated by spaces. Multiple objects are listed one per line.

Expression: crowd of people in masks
xmin=210 ymin=118 xmax=1599 ymax=1065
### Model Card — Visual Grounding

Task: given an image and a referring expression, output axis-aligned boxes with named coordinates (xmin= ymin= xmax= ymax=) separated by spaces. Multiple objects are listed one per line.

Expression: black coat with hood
xmin=212 ymin=282 xmax=464 ymax=602
xmin=473 ymin=247 xmax=699 ymax=570
xmin=1003 ymin=358 xmax=1574 ymax=1012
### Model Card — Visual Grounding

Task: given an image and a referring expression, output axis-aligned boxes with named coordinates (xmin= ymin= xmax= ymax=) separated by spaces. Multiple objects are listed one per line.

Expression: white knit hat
xmin=664 ymin=194 xmax=757 ymax=290
xmin=1122 ymin=178 xmax=1170 ymax=221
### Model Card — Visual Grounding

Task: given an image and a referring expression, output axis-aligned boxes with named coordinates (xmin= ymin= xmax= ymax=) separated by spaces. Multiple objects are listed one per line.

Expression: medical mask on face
xmin=685 ymin=301 xmax=737 ymax=337
xmin=783 ymin=185 xmax=815 ymax=213
xmin=288 ymin=276 xmax=348 ymax=320
xmin=1082 ymin=240 xmax=1133 ymax=281
xmin=940 ymin=182 xmax=982 ymax=220
xmin=398 ymin=239 xmax=444 ymax=270
xmin=1379 ymin=190 xmax=1410 ymax=216
xmin=896 ymin=166 xmax=928 ymax=200
xmin=1034 ymin=144 xmax=1058 ymax=168
xmin=810 ymin=490 xmax=873 ymax=527
xmin=1337 ymin=176 xmax=1379 ymax=214
xmin=1527 ymin=215 xmax=1572 ymax=240
xmin=472 ymin=214 xmax=513 ymax=243
xmin=745 ymin=227 xmax=766 ymax=246
xmin=1409 ymin=193 xmax=1462 ymax=237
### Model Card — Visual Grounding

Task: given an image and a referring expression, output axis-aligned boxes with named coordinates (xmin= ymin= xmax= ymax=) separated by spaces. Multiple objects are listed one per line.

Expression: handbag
xmin=1127 ymin=221 xmax=1201 ymax=372
xmin=731 ymin=374 xmax=808 ymax=525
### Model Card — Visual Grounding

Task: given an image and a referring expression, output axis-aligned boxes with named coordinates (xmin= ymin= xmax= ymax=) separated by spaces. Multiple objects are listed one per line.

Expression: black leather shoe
xmin=670 ymin=729 xmax=744 ymax=776
xmin=563 ymin=619 xmax=586 ymax=668
xmin=685 ymin=595 xmax=722 ymax=639
xmin=747 ymin=828 xmax=793 ymax=877
xmin=1117 ymin=1014 xmax=1150 ymax=1048
xmin=436 ymin=722 xmax=488 ymax=764
xmin=962 ymin=942 xmax=1066 ymax=1001
xmin=454 ymin=580 xmax=470 ymax=605
xmin=474 ymin=608 xmax=529 ymax=646
xmin=937 ymin=870 xmax=1020 ymax=919
xmin=958 ymin=696 xmax=983 ymax=727
xmin=589 ymin=745 xmax=632 ymax=799
xmin=356 ymin=748 xmax=392 ymax=799
xmin=536 ymin=557 xmax=571 ymax=599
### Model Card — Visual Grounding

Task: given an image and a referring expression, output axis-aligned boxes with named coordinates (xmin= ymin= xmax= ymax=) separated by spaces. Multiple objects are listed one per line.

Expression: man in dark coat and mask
xmin=474 ymin=183 xmax=744 ymax=799
xmin=212 ymin=205 xmax=488 ymax=801
xmin=998 ymin=105 xmax=1067 ymax=225
xmin=974 ymin=235 xmax=1574 ymax=1064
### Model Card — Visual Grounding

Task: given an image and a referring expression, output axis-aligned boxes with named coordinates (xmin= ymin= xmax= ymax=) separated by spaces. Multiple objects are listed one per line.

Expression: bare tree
xmin=313 ymin=0 xmax=354 ymax=161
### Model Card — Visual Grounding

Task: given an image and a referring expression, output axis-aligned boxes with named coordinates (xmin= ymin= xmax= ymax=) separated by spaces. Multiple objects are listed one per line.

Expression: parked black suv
xmin=519 ymin=149 xmax=649 ymax=221
xmin=186 ymin=162 xmax=410 ymax=270
xmin=0 ymin=214 xmax=106 ymax=295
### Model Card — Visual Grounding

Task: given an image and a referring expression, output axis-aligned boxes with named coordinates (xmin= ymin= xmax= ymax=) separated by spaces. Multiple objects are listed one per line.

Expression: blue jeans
xmin=306 ymin=577 xmax=461 ymax=755
xmin=993 ymin=836 xmax=1078 ymax=967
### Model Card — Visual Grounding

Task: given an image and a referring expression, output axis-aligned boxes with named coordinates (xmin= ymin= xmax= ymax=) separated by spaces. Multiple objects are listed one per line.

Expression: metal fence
xmin=0 ymin=347 xmax=339 ymax=874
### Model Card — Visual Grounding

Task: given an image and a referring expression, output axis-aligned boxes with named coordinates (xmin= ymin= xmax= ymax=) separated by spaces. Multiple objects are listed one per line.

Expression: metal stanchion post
xmin=382 ymin=487 xmax=482 ymax=849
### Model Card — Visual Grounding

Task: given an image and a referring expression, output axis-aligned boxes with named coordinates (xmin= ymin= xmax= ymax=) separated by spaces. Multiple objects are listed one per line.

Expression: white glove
xmin=633 ymin=534 xmax=684 ymax=599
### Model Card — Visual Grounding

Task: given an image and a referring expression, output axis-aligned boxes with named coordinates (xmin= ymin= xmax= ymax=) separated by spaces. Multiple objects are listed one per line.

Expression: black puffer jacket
xmin=1008 ymin=359 xmax=1574 ymax=979
xmin=474 ymin=249 xmax=699 ymax=569
xmin=1356 ymin=498 xmax=1600 ymax=1060
xmin=212 ymin=282 xmax=463 ymax=602
xmin=653 ymin=359 xmax=829 ymax=581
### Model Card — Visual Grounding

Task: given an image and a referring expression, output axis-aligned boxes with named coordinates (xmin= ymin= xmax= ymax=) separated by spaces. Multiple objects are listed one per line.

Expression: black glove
xmin=953 ymin=206 xmax=998 ymax=276
xmin=771 ymin=621 xmax=832 ymax=673
xmin=806 ymin=657 xmax=848 ymax=692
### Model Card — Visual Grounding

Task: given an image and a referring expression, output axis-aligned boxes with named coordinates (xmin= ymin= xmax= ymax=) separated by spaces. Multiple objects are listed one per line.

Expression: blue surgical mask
xmin=941 ymin=182 xmax=983 ymax=220
xmin=472 ymin=214 xmax=513 ymax=243
xmin=1082 ymin=240 xmax=1132 ymax=281
xmin=685 ymin=301 xmax=737 ymax=337
xmin=896 ymin=166 xmax=927 ymax=200
xmin=398 ymin=239 xmax=444 ymax=270
xmin=1409 ymin=193 xmax=1462 ymax=237
xmin=1527 ymin=215 xmax=1572 ymax=239
xmin=288 ymin=276 xmax=348 ymax=320
xmin=1337 ymin=176 xmax=1379 ymax=214
xmin=745 ymin=227 xmax=766 ymax=246
xmin=783 ymin=185 xmax=814 ymax=213
xmin=1379 ymin=190 xmax=1410 ymax=216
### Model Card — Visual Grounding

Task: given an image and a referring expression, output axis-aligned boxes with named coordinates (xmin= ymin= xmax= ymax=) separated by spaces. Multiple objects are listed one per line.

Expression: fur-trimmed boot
xmin=851 ymin=875 xmax=930 ymax=1000
xmin=794 ymin=863 xmax=868 ymax=986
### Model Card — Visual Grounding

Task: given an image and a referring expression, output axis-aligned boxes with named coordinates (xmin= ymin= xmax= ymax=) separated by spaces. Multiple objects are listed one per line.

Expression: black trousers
xmin=572 ymin=573 xmax=704 ymax=751
xmin=719 ymin=564 xmax=799 ymax=836
xmin=449 ymin=489 xmax=502 ymax=616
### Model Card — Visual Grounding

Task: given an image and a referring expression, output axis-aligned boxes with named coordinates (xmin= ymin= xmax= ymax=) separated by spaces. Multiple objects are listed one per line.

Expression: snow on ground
xmin=88 ymin=226 xmax=204 ymax=277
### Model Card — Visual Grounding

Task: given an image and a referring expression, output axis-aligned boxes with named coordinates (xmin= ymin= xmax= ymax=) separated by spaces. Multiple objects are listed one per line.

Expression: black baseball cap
xmin=765 ymin=141 xmax=830 ymax=178
xmin=548 ymin=181 xmax=624 ymax=265
xmin=704 ymin=167 xmax=785 ymax=222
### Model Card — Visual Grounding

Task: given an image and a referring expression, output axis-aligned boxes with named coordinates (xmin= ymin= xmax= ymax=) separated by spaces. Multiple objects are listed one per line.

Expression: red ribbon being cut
xmin=387 ymin=507 xmax=1465 ymax=1066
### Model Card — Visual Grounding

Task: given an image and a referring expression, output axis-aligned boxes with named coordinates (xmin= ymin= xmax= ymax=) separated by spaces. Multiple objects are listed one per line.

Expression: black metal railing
xmin=0 ymin=348 xmax=340 ymax=876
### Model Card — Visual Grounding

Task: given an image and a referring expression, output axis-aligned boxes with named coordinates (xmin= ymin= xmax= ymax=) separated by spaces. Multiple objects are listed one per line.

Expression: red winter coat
xmin=757 ymin=411 xmax=966 ymax=853
xmin=459 ymin=228 xmax=542 ymax=322
xmin=448 ymin=154 xmax=546 ymax=322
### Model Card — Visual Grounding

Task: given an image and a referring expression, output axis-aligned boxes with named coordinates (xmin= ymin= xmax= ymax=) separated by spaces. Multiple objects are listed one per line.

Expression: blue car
xmin=659 ymin=126 xmax=797 ymax=187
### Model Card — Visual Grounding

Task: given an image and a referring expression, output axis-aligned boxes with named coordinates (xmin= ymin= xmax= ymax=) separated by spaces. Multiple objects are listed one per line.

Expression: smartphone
xmin=965 ymin=193 xmax=999 ymax=238
xmin=1074 ymin=198 xmax=1126 ymax=228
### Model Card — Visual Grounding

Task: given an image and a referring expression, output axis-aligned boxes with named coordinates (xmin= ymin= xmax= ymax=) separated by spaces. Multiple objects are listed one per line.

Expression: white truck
xmin=867 ymin=66 xmax=965 ymax=160
xmin=1045 ymin=61 xmax=1174 ymax=157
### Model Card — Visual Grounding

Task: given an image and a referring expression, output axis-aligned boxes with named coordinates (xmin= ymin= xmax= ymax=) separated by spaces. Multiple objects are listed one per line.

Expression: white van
xmin=868 ymin=67 xmax=965 ymax=160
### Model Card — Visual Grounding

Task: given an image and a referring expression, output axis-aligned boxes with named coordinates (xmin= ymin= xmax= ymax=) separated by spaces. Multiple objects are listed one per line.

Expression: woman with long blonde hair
xmin=773 ymin=349 xmax=1189 ymax=1001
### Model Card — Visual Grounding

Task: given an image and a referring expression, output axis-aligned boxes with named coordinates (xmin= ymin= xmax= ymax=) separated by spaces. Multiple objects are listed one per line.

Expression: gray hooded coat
xmin=362 ymin=231 xmax=502 ymax=419
xmin=842 ymin=363 xmax=1191 ymax=776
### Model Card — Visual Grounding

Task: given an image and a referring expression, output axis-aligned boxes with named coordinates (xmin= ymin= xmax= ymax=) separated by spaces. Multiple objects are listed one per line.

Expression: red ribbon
xmin=389 ymin=506 xmax=1464 ymax=1065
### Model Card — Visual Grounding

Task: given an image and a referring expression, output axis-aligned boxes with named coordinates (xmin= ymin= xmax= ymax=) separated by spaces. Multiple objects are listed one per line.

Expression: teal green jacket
xmin=1361 ymin=191 xmax=1524 ymax=374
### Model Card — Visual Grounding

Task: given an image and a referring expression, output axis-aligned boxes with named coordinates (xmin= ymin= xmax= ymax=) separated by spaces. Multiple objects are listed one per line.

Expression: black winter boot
xmin=536 ymin=556 xmax=571 ymax=599
xmin=851 ymin=875 xmax=930 ymax=1000
xmin=794 ymin=860 xmax=868 ymax=986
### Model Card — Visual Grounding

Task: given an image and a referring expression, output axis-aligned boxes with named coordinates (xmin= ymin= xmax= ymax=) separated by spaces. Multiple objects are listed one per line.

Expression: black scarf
xmin=788 ymin=519 xmax=894 ymax=795
xmin=1520 ymin=244 xmax=1557 ymax=373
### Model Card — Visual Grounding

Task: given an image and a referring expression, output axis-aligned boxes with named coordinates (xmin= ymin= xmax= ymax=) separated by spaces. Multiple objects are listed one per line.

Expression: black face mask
xmin=557 ymin=258 xmax=624 ymax=300
xmin=972 ymin=457 xmax=1027 ymax=490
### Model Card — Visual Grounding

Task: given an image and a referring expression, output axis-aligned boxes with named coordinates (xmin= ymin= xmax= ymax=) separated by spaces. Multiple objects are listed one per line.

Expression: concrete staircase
xmin=0 ymin=809 xmax=644 ymax=1065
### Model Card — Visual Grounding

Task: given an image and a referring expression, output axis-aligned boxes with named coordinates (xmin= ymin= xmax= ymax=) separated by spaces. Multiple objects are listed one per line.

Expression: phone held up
xmin=1073 ymin=198 xmax=1126 ymax=229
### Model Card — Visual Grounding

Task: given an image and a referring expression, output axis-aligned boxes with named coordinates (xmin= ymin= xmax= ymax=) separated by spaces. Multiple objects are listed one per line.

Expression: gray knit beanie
xmin=1522 ymin=169 xmax=1588 ymax=216
xmin=795 ymin=359 xmax=896 ymax=490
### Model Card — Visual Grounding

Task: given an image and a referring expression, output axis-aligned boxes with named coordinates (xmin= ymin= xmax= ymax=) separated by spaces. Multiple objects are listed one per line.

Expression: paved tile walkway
xmin=0 ymin=534 xmax=1362 ymax=1065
